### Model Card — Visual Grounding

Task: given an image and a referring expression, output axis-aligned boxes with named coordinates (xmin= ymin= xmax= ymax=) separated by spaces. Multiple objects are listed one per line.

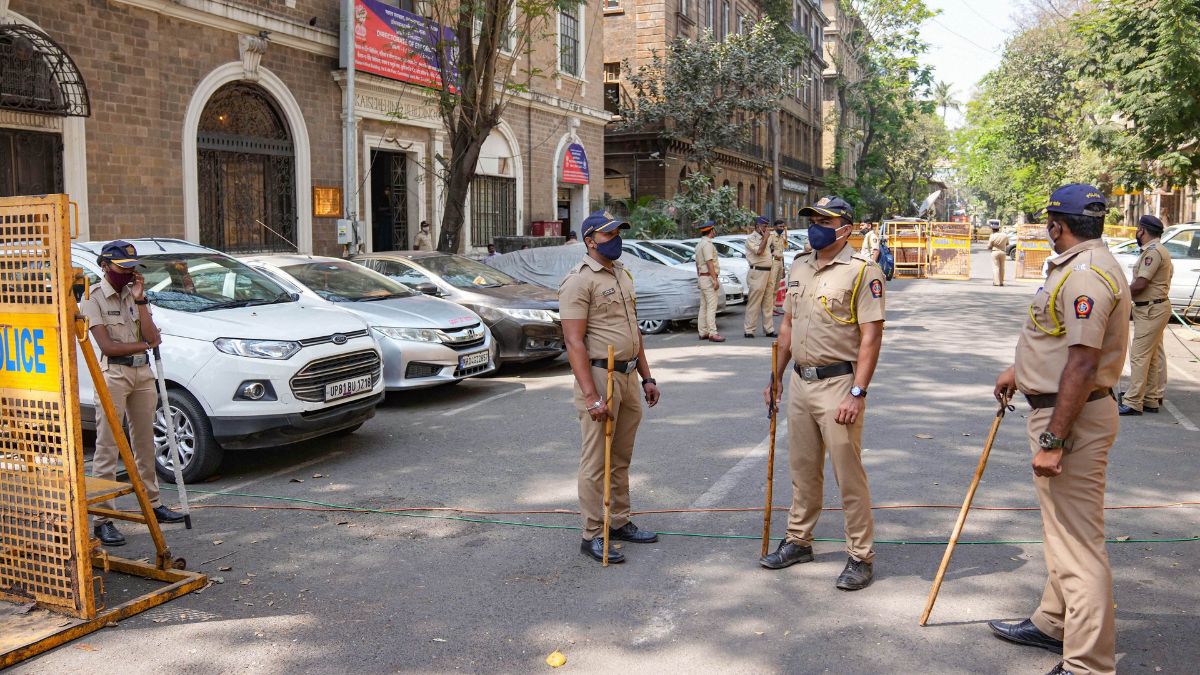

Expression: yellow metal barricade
xmin=1104 ymin=225 xmax=1138 ymax=241
xmin=884 ymin=220 xmax=929 ymax=278
xmin=927 ymin=222 xmax=972 ymax=280
xmin=0 ymin=195 xmax=205 ymax=667
xmin=1016 ymin=224 xmax=1052 ymax=280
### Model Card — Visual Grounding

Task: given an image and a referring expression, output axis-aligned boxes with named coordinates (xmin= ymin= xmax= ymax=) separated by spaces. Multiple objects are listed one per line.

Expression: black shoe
xmin=744 ymin=332 xmax=755 ymax=338
xmin=1118 ymin=404 xmax=1143 ymax=416
xmin=94 ymin=522 xmax=126 ymax=547
xmin=835 ymin=556 xmax=873 ymax=590
xmin=764 ymin=332 xmax=777 ymax=338
xmin=1145 ymin=404 xmax=1160 ymax=413
xmin=153 ymin=505 xmax=186 ymax=523
xmin=759 ymin=540 xmax=814 ymax=569
xmin=1047 ymin=663 xmax=1074 ymax=675
xmin=987 ymin=619 xmax=1064 ymax=654
xmin=609 ymin=521 xmax=658 ymax=543
xmin=580 ymin=537 xmax=624 ymax=563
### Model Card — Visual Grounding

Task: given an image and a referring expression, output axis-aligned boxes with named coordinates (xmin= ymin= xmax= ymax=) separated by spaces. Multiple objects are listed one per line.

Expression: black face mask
xmin=106 ymin=269 xmax=134 ymax=288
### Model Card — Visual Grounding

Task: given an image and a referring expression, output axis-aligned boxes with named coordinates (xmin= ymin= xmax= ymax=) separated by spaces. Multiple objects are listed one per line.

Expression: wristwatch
xmin=587 ymin=400 xmax=604 ymax=411
xmin=1038 ymin=431 xmax=1066 ymax=451
xmin=642 ymin=377 xmax=656 ymax=386
xmin=850 ymin=386 xmax=867 ymax=398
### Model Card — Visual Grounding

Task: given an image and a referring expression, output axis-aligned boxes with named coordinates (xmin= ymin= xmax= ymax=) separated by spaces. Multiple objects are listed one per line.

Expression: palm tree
xmin=932 ymin=80 xmax=961 ymax=123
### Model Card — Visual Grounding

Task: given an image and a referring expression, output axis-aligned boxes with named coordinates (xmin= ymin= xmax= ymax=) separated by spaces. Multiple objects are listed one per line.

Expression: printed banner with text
xmin=353 ymin=0 xmax=458 ymax=92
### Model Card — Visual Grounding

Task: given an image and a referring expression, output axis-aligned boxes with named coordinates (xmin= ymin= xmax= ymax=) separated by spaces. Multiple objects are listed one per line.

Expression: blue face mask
xmin=807 ymin=223 xmax=839 ymax=250
xmin=595 ymin=235 xmax=623 ymax=261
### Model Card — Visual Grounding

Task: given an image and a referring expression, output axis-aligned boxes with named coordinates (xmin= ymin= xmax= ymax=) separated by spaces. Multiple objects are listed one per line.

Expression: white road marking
xmin=189 ymin=451 xmax=345 ymax=503
xmin=662 ymin=333 xmax=681 ymax=341
xmin=1162 ymin=400 xmax=1199 ymax=432
xmin=689 ymin=419 xmax=785 ymax=510
xmin=440 ymin=387 xmax=523 ymax=416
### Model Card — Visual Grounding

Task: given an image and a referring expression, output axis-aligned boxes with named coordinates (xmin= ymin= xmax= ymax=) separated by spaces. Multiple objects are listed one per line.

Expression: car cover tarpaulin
xmin=484 ymin=243 xmax=701 ymax=321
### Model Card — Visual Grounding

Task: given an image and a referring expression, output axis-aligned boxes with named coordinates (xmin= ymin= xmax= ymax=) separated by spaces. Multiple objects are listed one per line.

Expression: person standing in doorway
xmin=744 ymin=216 xmax=774 ymax=338
xmin=988 ymin=222 xmax=1011 ymax=286
xmin=694 ymin=220 xmax=725 ymax=342
xmin=1119 ymin=214 xmax=1174 ymax=416
xmin=414 ymin=221 xmax=434 ymax=251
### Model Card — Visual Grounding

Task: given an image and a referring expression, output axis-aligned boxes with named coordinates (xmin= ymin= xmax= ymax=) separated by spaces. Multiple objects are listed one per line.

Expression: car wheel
xmin=154 ymin=388 xmax=222 ymax=484
xmin=639 ymin=319 xmax=667 ymax=334
xmin=1007 ymin=245 xmax=1016 ymax=260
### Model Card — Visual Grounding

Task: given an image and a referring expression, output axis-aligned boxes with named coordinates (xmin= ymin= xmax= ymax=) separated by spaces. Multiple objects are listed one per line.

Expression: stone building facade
xmin=820 ymin=0 xmax=864 ymax=182
xmin=602 ymin=0 xmax=825 ymax=224
xmin=0 ymin=0 xmax=605 ymax=255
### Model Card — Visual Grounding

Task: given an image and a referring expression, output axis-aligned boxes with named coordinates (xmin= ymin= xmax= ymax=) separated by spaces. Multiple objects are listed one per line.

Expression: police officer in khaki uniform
xmin=767 ymin=219 xmax=790 ymax=311
xmin=743 ymin=216 xmax=775 ymax=338
xmin=559 ymin=210 xmax=662 ymax=563
xmin=1119 ymin=214 xmax=1173 ymax=416
xmin=990 ymin=185 xmax=1130 ymax=675
xmin=988 ymin=222 xmax=1011 ymax=286
xmin=80 ymin=241 xmax=185 ymax=547
xmin=694 ymin=220 xmax=725 ymax=342
xmin=413 ymin=221 xmax=434 ymax=251
xmin=760 ymin=196 xmax=885 ymax=591
xmin=859 ymin=222 xmax=881 ymax=262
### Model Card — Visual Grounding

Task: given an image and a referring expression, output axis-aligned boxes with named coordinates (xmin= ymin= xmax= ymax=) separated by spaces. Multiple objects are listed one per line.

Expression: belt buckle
xmin=800 ymin=366 xmax=818 ymax=382
xmin=625 ymin=360 xmax=637 ymax=374
xmin=130 ymin=353 xmax=148 ymax=368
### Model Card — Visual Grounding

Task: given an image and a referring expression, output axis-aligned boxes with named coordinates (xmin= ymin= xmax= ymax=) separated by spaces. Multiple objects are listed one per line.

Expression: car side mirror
xmin=414 ymin=282 xmax=440 ymax=296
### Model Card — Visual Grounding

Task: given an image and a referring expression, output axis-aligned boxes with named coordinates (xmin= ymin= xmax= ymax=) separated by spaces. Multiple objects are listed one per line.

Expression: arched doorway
xmin=197 ymin=83 xmax=296 ymax=253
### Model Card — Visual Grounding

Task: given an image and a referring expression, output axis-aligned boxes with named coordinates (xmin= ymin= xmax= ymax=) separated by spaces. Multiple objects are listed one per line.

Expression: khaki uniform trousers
xmin=697 ymin=276 xmax=719 ymax=337
xmin=991 ymin=250 xmax=1007 ymax=286
xmin=768 ymin=261 xmax=784 ymax=305
xmin=575 ymin=368 xmax=643 ymax=540
xmin=1123 ymin=302 xmax=1170 ymax=410
xmin=743 ymin=268 xmax=774 ymax=334
xmin=1027 ymin=398 xmax=1117 ymax=675
xmin=93 ymin=363 xmax=162 ymax=520
xmin=784 ymin=371 xmax=875 ymax=562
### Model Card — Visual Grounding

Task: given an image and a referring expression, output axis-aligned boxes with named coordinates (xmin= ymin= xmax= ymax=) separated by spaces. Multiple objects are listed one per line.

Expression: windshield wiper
xmin=197 ymin=299 xmax=256 ymax=312
xmin=197 ymin=292 xmax=294 ymax=312
xmin=354 ymin=293 xmax=407 ymax=302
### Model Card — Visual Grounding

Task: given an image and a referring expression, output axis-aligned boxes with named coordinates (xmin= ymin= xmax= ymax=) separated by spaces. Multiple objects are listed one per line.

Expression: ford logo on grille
xmin=331 ymin=333 xmax=348 ymax=345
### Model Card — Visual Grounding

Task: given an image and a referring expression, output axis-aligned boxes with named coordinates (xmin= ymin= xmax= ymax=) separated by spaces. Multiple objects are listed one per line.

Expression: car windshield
xmin=139 ymin=253 xmax=295 ymax=313
xmin=282 ymin=260 xmax=415 ymax=302
xmin=637 ymin=241 xmax=689 ymax=264
xmin=656 ymin=242 xmax=696 ymax=262
xmin=416 ymin=254 xmax=520 ymax=288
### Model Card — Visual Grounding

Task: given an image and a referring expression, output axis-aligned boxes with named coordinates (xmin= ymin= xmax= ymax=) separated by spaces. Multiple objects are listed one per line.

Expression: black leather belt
xmin=591 ymin=357 xmax=639 ymax=374
xmin=108 ymin=353 xmax=149 ymax=367
xmin=793 ymin=361 xmax=854 ymax=381
xmin=1025 ymin=388 xmax=1113 ymax=410
xmin=751 ymin=265 xmax=772 ymax=271
xmin=1133 ymin=298 xmax=1166 ymax=307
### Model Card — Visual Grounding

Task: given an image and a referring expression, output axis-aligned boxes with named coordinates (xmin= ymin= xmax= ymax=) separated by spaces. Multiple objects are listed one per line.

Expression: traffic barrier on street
xmin=1015 ymin=224 xmax=1052 ymax=279
xmin=0 ymin=194 xmax=205 ymax=668
xmin=884 ymin=220 xmax=929 ymax=278
xmin=1104 ymin=224 xmax=1138 ymax=241
xmin=927 ymin=222 xmax=972 ymax=280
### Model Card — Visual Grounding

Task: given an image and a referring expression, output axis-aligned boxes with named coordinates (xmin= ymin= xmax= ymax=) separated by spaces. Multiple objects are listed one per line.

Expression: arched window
xmin=197 ymin=83 xmax=296 ymax=253
xmin=737 ymin=181 xmax=744 ymax=207
xmin=749 ymin=183 xmax=757 ymax=212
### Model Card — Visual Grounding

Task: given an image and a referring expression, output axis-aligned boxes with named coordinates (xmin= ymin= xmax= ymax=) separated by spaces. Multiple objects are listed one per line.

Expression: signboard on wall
xmin=350 ymin=0 xmax=458 ymax=92
xmin=561 ymin=143 xmax=589 ymax=185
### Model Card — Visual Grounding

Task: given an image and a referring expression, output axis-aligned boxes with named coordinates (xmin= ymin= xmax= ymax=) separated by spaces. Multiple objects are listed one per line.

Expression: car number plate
xmin=325 ymin=375 xmax=373 ymax=401
xmin=459 ymin=350 xmax=489 ymax=370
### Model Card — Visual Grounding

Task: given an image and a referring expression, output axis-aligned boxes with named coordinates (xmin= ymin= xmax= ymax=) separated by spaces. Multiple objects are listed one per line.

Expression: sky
xmin=918 ymin=0 xmax=1019 ymax=128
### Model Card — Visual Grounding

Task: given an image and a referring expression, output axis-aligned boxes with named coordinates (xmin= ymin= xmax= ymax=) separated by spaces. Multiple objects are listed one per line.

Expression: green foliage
xmin=619 ymin=20 xmax=797 ymax=172
xmin=662 ymin=175 xmax=757 ymax=234
xmin=611 ymin=196 xmax=678 ymax=240
xmin=1079 ymin=0 xmax=1200 ymax=188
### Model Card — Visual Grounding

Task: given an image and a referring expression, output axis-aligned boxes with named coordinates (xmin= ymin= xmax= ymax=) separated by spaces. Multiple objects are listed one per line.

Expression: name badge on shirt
xmin=601 ymin=288 xmax=616 ymax=297
xmin=107 ymin=310 xmax=122 ymax=316
xmin=788 ymin=281 xmax=800 ymax=287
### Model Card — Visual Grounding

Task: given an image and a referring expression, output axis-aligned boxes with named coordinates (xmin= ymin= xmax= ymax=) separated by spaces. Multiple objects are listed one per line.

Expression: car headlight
xmin=474 ymin=306 xmax=559 ymax=323
xmin=719 ymin=273 xmax=739 ymax=285
xmin=372 ymin=326 xmax=444 ymax=343
xmin=213 ymin=338 xmax=301 ymax=360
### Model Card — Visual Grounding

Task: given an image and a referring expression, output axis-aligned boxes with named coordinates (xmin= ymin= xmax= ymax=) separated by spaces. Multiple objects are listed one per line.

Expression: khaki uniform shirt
xmin=860 ymin=230 xmax=881 ymax=258
xmin=79 ymin=278 xmax=148 ymax=371
xmin=988 ymin=231 xmax=1010 ymax=252
xmin=768 ymin=232 xmax=789 ymax=266
xmin=786 ymin=244 xmax=886 ymax=366
xmin=694 ymin=238 xmax=720 ymax=277
xmin=559 ymin=256 xmax=641 ymax=361
xmin=745 ymin=231 xmax=771 ymax=267
xmin=413 ymin=231 xmax=433 ymax=251
xmin=1015 ymin=239 xmax=1131 ymax=395
xmin=1132 ymin=239 xmax=1173 ymax=302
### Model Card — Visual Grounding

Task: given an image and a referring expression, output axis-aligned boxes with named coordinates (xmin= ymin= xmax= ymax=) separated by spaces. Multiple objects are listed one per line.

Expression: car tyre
xmin=154 ymin=388 xmax=222 ymax=484
xmin=638 ymin=319 xmax=667 ymax=335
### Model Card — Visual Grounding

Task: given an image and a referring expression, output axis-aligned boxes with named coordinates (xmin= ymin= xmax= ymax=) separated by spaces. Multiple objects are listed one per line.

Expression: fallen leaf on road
xmin=211 ymin=540 xmax=223 ymax=546
xmin=962 ymin=433 xmax=971 ymax=437
xmin=915 ymin=433 xmax=934 ymax=440
xmin=312 ymin=473 xmax=325 ymax=478
xmin=289 ymin=478 xmax=304 ymax=483
xmin=218 ymin=566 xmax=232 ymax=571
xmin=1115 ymin=535 xmax=1131 ymax=542
xmin=152 ymin=617 xmax=168 ymax=623
xmin=74 ymin=644 xmax=99 ymax=652
xmin=239 ymin=579 xmax=251 ymax=586
xmin=545 ymin=650 xmax=566 ymax=668
xmin=754 ymin=631 xmax=765 ymax=636
xmin=432 ymin=638 xmax=447 ymax=643
xmin=336 ymin=521 xmax=349 ymax=525
xmin=211 ymin=577 xmax=224 ymax=584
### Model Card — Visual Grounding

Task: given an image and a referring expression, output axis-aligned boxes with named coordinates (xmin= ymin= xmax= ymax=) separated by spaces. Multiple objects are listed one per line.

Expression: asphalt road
xmin=17 ymin=245 xmax=1200 ymax=674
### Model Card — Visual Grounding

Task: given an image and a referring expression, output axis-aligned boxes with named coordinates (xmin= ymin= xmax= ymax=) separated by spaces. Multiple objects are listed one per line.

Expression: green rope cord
xmin=185 ymin=489 xmax=1200 ymax=546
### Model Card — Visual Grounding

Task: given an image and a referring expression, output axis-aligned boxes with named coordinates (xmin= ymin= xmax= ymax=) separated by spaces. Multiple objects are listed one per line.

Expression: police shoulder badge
xmin=1144 ymin=256 xmax=1153 ymax=266
xmin=1074 ymin=295 xmax=1093 ymax=319
xmin=869 ymin=279 xmax=883 ymax=298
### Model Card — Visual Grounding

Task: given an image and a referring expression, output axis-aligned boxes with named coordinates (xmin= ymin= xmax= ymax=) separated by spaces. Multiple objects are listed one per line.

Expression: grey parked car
xmin=244 ymin=255 xmax=498 ymax=390
xmin=355 ymin=251 xmax=564 ymax=364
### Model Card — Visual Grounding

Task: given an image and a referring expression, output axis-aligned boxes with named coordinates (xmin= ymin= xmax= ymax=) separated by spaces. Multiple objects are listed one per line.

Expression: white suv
xmin=73 ymin=239 xmax=385 ymax=482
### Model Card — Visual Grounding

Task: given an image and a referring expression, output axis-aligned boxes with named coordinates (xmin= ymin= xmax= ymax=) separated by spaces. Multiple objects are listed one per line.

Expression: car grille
xmin=290 ymin=349 xmax=382 ymax=402
xmin=441 ymin=323 xmax=485 ymax=352
xmin=405 ymin=362 xmax=443 ymax=379
xmin=298 ymin=329 xmax=371 ymax=348
xmin=453 ymin=363 xmax=490 ymax=378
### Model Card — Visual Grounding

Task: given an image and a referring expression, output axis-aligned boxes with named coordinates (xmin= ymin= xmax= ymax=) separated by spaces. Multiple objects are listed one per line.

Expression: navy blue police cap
xmin=754 ymin=215 xmax=769 ymax=226
xmin=696 ymin=220 xmax=717 ymax=232
xmin=99 ymin=240 xmax=140 ymax=268
xmin=580 ymin=210 xmax=630 ymax=239
xmin=1044 ymin=184 xmax=1107 ymax=217
xmin=799 ymin=196 xmax=854 ymax=220
xmin=1138 ymin=214 xmax=1164 ymax=234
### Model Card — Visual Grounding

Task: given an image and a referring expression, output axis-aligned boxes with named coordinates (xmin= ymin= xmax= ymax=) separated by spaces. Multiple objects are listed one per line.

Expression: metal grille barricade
xmin=884 ymin=220 xmax=929 ymax=278
xmin=1016 ymin=224 xmax=1052 ymax=280
xmin=0 ymin=195 xmax=93 ymax=617
xmin=927 ymin=222 xmax=972 ymax=280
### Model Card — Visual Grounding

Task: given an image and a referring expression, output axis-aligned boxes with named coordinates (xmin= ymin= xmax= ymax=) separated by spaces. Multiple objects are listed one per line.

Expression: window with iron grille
xmin=559 ymin=4 xmax=581 ymax=77
xmin=721 ymin=2 xmax=730 ymax=39
xmin=471 ymin=175 xmax=517 ymax=246
xmin=705 ymin=0 xmax=714 ymax=28
xmin=605 ymin=0 xmax=621 ymax=9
